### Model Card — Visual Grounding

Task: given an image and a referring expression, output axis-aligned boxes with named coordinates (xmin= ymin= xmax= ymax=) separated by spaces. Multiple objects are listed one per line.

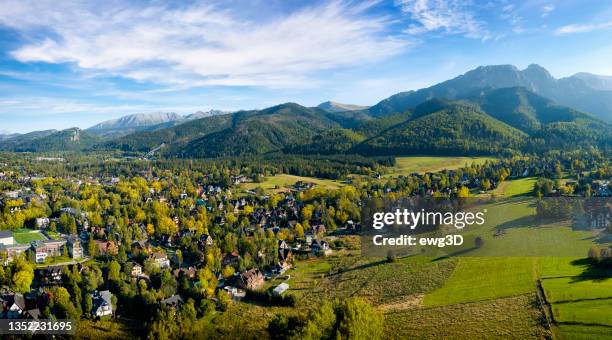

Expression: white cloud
xmin=395 ymin=0 xmax=490 ymax=40
xmin=556 ymin=21 xmax=612 ymax=34
xmin=542 ymin=4 xmax=555 ymax=17
xmin=0 ymin=1 xmax=408 ymax=88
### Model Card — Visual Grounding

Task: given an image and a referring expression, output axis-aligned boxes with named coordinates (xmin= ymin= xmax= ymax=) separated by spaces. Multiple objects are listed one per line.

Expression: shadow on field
xmin=569 ymin=258 xmax=612 ymax=283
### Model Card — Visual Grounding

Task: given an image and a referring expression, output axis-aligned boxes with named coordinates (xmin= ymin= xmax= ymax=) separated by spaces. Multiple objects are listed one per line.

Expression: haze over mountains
xmin=1 ymin=64 xmax=610 ymax=157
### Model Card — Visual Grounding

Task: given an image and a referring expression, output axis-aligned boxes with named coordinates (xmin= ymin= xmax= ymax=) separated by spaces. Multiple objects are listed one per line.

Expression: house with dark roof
xmin=91 ymin=290 xmax=113 ymax=317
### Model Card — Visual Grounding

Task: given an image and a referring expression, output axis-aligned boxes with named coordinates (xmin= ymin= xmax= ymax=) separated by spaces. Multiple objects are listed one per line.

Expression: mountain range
xmin=86 ymin=110 xmax=227 ymax=138
xmin=1 ymin=64 xmax=609 ymax=157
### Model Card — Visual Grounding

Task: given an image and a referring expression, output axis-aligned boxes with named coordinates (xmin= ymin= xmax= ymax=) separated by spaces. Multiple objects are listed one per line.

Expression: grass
xmin=423 ymin=257 xmax=538 ymax=306
xmin=555 ymin=324 xmax=612 ymax=340
xmin=312 ymin=256 xmax=457 ymax=305
xmin=384 ymin=294 xmax=550 ymax=340
xmin=386 ymin=156 xmax=494 ymax=177
xmin=552 ymin=299 xmax=612 ymax=326
xmin=240 ymin=174 xmax=345 ymax=193
xmin=284 ymin=257 xmax=331 ymax=298
xmin=491 ymin=177 xmax=536 ymax=197
xmin=542 ymin=277 xmax=612 ymax=302
xmin=76 ymin=318 xmax=137 ymax=339
xmin=13 ymin=229 xmax=46 ymax=244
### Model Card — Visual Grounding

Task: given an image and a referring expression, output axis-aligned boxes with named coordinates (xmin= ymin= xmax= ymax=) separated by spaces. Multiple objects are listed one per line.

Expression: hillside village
xmin=0 ymin=152 xmax=610 ymax=337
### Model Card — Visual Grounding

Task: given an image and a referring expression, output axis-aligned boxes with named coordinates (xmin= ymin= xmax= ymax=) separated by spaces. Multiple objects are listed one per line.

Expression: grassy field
xmin=13 ymin=229 xmax=47 ymax=244
xmin=239 ymin=174 xmax=345 ymax=193
xmin=385 ymin=294 xmax=549 ymax=339
xmin=491 ymin=177 xmax=536 ymax=197
xmin=542 ymin=277 xmax=612 ymax=302
xmin=555 ymin=324 xmax=612 ymax=340
xmin=386 ymin=156 xmax=495 ymax=177
xmin=553 ymin=299 xmax=612 ymax=326
xmin=424 ymin=257 xmax=537 ymax=306
xmin=76 ymin=319 xmax=137 ymax=339
xmin=311 ymin=255 xmax=457 ymax=305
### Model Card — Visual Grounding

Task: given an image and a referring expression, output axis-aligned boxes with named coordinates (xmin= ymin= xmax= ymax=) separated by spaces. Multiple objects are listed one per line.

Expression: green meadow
xmin=386 ymin=156 xmax=495 ymax=176
xmin=239 ymin=174 xmax=345 ymax=192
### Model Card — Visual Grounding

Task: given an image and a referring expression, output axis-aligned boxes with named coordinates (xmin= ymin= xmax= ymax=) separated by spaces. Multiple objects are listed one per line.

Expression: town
xmin=0 ymin=152 xmax=609 ymax=338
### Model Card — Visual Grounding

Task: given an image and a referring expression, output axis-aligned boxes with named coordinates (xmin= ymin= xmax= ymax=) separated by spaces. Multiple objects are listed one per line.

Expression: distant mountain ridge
xmin=365 ymin=64 xmax=612 ymax=122
xmin=317 ymin=101 xmax=369 ymax=113
xmin=86 ymin=110 xmax=228 ymax=138
xmin=572 ymin=72 xmax=612 ymax=91
xmin=2 ymin=64 xmax=609 ymax=156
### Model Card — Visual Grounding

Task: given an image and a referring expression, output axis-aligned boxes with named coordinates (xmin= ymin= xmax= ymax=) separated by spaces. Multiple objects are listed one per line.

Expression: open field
xmin=312 ymin=255 xmax=457 ymax=305
xmin=423 ymin=257 xmax=537 ymax=306
xmin=552 ymin=299 xmax=612 ymax=326
xmin=239 ymin=174 xmax=345 ymax=192
xmin=542 ymin=277 xmax=612 ymax=302
xmin=385 ymin=156 xmax=495 ymax=177
xmin=13 ymin=229 xmax=47 ymax=244
xmin=76 ymin=319 xmax=137 ymax=339
xmin=491 ymin=177 xmax=536 ymax=197
xmin=555 ymin=324 xmax=612 ymax=340
xmin=385 ymin=294 xmax=549 ymax=339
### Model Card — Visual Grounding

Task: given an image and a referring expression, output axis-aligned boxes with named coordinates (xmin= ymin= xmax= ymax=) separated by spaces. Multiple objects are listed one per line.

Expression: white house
xmin=91 ymin=290 xmax=113 ymax=317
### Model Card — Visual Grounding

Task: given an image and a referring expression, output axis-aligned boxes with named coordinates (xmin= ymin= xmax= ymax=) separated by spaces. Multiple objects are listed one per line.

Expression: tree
xmin=457 ymin=186 xmax=470 ymax=198
xmin=221 ymin=265 xmax=235 ymax=279
xmin=11 ymin=256 xmax=34 ymax=293
xmin=84 ymin=294 xmax=93 ymax=317
xmin=337 ymin=298 xmax=384 ymax=340
xmin=108 ymin=260 xmax=121 ymax=282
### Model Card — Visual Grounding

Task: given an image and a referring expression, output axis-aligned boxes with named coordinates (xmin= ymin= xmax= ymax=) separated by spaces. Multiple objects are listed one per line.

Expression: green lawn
xmin=13 ymin=229 xmax=46 ymax=244
xmin=492 ymin=177 xmax=536 ymax=197
xmin=386 ymin=156 xmax=494 ymax=177
xmin=555 ymin=324 xmax=612 ymax=340
xmin=240 ymin=174 xmax=345 ymax=193
xmin=553 ymin=299 xmax=612 ymax=326
xmin=424 ymin=257 xmax=538 ymax=306
xmin=542 ymin=277 xmax=612 ymax=302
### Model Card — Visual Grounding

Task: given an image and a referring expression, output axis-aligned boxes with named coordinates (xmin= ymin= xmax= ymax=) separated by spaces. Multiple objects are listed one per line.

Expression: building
xmin=223 ymin=286 xmax=246 ymax=300
xmin=311 ymin=239 xmax=332 ymax=256
xmin=67 ymin=237 xmax=83 ymax=259
xmin=95 ymin=240 xmax=118 ymax=256
xmin=221 ymin=251 xmax=240 ymax=267
xmin=161 ymin=294 xmax=184 ymax=311
xmin=130 ymin=263 xmax=143 ymax=277
xmin=31 ymin=239 xmax=66 ymax=263
xmin=91 ymin=290 xmax=113 ymax=317
xmin=35 ymin=218 xmax=50 ymax=229
xmin=150 ymin=251 xmax=170 ymax=268
xmin=0 ymin=292 xmax=26 ymax=318
xmin=272 ymin=283 xmax=289 ymax=296
xmin=0 ymin=244 xmax=30 ymax=265
xmin=0 ymin=231 xmax=15 ymax=246
xmin=238 ymin=268 xmax=265 ymax=290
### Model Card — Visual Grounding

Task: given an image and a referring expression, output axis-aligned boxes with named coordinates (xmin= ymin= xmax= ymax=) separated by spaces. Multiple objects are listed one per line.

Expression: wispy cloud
xmin=0 ymin=0 xmax=408 ymax=89
xmin=541 ymin=4 xmax=555 ymax=18
xmin=395 ymin=0 xmax=490 ymax=40
xmin=556 ymin=21 xmax=612 ymax=34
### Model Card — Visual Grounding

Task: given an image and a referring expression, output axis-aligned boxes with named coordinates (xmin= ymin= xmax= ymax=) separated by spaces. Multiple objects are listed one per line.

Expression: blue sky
xmin=1 ymin=0 xmax=611 ymax=133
